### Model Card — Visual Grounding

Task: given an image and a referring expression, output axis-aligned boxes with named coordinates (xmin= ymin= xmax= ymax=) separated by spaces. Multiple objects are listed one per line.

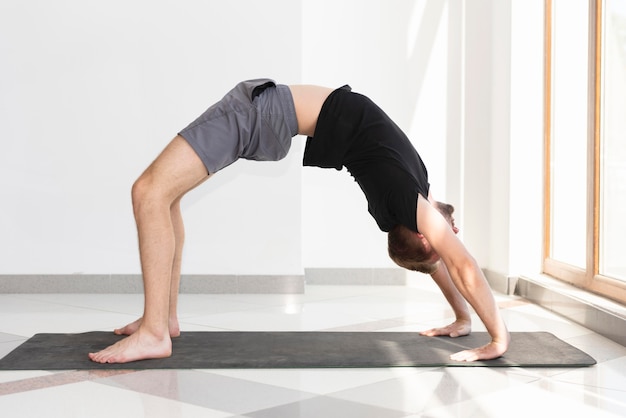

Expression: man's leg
xmin=165 ymin=181 xmax=208 ymax=333
xmin=165 ymin=195 xmax=186 ymax=336
xmin=89 ymin=135 xmax=209 ymax=364
xmin=113 ymin=182 xmax=205 ymax=338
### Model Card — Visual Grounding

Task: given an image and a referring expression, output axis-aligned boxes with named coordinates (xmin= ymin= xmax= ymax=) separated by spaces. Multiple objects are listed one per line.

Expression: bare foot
xmin=114 ymin=317 xmax=180 ymax=338
xmin=89 ymin=328 xmax=172 ymax=364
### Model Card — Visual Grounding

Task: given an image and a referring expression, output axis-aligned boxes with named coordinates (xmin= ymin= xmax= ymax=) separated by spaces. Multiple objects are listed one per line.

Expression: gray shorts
xmin=179 ymin=79 xmax=298 ymax=174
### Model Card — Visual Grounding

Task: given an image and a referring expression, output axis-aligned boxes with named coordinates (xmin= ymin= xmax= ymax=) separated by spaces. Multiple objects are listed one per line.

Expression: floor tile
xmin=203 ymin=367 xmax=428 ymax=395
xmin=420 ymin=377 xmax=626 ymax=418
xmin=0 ymin=307 xmax=138 ymax=337
xmin=184 ymin=305 xmax=372 ymax=332
xmin=96 ymin=370 xmax=317 ymax=415
xmin=0 ymin=284 xmax=623 ymax=417
xmin=0 ymin=332 xmax=25 ymax=344
xmin=0 ymin=380 xmax=232 ymax=418
xmin=563 ymin=332 xmax=626 ymax=363
xmin=0 ymin=370 xmax=53 ymax=385
xmin=551 ymin=356 xmax=626 ymax=392
xmin=243 ymin=395 xmax=407 ymax=418
xmin=328 ymin=367 xmax=539 ymax=414
xmin=0 ymin=339 xmax=26 ymax=360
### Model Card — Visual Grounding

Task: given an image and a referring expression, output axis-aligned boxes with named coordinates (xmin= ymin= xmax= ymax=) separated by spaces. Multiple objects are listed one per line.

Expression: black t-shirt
xmin=303 ymin=86 xmax=430 ymax=232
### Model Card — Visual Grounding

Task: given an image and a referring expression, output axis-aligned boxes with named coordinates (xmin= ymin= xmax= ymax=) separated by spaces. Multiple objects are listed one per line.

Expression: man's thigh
xmin=140 ymin=135 xmax=210 ymax=200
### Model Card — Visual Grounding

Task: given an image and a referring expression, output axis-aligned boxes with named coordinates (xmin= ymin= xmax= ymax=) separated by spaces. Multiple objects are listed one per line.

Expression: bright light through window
xmin=600 ymin=0 xmax=626 ymax=282
xmin=550 ymin=0 xmax=589 ymax=269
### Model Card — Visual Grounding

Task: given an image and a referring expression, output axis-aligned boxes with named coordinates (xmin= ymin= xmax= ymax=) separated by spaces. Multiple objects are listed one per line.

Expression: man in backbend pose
xmin=89 ymin=79 xmax=510 ymax=364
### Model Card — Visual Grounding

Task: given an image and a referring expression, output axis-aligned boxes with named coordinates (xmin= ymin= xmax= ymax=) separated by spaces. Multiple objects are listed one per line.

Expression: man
xmin=89 ymin=79 xmax=509 ymax=364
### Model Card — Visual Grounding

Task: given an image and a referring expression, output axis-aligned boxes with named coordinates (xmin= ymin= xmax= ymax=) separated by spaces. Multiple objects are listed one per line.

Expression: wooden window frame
xmin=543 ymin=0 xmax=626 ymax=303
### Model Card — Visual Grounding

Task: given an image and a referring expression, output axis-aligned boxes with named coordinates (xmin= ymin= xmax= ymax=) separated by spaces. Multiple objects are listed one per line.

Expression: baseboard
xmin=304 ymin=268 xmax=407 ymax=285
xmin=476 ymin=269 xmax=626 ymax=347
xmin=482 ymin=269 xmax=518 ymax=295
xmin=0 ymin=274 xmax=305 ymax=294
xmin=0 ymin=269 xmax=406 ymax=294
xmin=515 ymin=274 xmax=626 ymax=347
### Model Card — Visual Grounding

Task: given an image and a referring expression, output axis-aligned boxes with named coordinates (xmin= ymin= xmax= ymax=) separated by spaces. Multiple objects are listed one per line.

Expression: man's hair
xmin=387 ymin=224 xmax=439 ymax=274
xmin=435 ymin=202 xmax=455 ymax=224
xmin=387 ymin=201 xmax=456 ymax=274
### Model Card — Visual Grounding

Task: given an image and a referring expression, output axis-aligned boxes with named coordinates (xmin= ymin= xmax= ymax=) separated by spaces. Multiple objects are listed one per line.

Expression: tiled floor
xmin=1 ymin=275 xmax=625 ymax=417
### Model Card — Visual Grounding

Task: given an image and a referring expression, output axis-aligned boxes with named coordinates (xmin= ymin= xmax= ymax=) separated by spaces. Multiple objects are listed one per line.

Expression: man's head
xmin=387 ymin=201 xmax=459 ymax=274
xmin=435 ymin=201 xmax=459 ymax=234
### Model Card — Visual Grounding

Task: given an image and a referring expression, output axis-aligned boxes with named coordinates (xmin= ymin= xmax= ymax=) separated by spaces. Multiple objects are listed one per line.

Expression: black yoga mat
xmin=0 ymin=331 xmax=595 ymax=370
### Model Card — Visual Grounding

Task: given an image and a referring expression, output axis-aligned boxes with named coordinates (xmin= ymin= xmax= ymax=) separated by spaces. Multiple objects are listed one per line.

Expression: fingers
xmin=450 ymin=349 xmax=480 ymax=362
xmin=420 ymin=321 xmax=471 ymax=338
xmin=450 ymin=341 xmax=507 ymax=362
xmin=419 ymin=328 xmax=440 ymax=337
xmin=419 ymin=327 xmax=456 ymax=337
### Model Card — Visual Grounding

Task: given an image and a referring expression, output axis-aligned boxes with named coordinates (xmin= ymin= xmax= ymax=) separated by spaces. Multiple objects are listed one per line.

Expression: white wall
xmin=0 ymin=0 xmax=303 ymax=275
xmin=461 ymin=0 xmax=544 ymax=278
xmin=301 ymin=0 xmax=545 ymax=278
xmin=0 ymin=0 xmax=546 ymax=280
xmin=301 ymin=0 xmax=453 ymax=268
xmin=505 ymin=0 xmax=545 ymax=276
xmin=450 ymin=0 xmax=544 ymax=278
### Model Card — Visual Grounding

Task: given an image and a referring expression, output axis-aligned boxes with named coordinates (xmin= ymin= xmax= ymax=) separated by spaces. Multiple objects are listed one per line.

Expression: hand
xmin=450 ymin=339 xmax=509 ymax=362
xmin=419 ymin=319 xmax=471 ymax=338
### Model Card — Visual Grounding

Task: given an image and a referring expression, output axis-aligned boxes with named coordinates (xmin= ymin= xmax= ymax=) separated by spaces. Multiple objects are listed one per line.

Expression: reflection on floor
xmin=1 ymin=275 xmax=625 ymax=417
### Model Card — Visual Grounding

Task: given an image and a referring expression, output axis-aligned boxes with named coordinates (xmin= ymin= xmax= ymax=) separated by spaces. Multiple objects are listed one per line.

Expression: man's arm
xmin=416 ymin=194 xmax=510 ymax=361
xmin=420 ymin=262 xmax=471 ymax=338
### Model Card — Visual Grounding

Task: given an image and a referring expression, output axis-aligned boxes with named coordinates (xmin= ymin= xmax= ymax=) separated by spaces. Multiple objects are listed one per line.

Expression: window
xmin=544 ymin=0 xmax=626 ymax=303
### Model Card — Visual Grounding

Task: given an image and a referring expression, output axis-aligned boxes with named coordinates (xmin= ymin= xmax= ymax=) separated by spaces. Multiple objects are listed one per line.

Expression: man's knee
xmin=131 ymin=174 xmax=167 ymax=215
